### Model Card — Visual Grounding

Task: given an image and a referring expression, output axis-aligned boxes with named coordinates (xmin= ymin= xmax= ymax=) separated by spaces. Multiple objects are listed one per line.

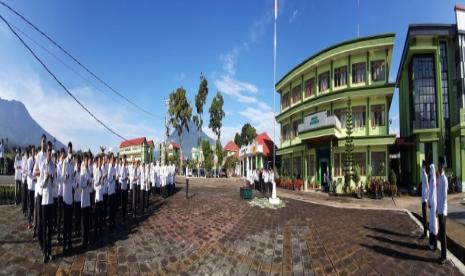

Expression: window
xmin=319 ymin=71 xmax=330 ymax=92
xmin=334 ymin=153 xmax=342 ymax=176
xmin=440 ymin=42 xmax=451 ymax=166
xmin=353 ymin=152 xmax=366 ymax=176
xmin=371 ymin=104 xmax=385 ymax=127
xmin=409 ymin=55 xmax=437 ymax=129
xmin=304 ymin=78 xmax=315 ymax=98
xmin=308 ymin=155 xmax=315 ymax=176
xmin=334 ymin=108 xmax=347 ymax=128
xmin=292 ymin=85 xmax=301 ymax=104
xmin=352 ymin=106 xmax=366 ymax=128
xmin=371 ymin=152 xmax=386 ymax=176
xmin=292 ymin=119 xmax=301 ymax=138
xmin=352 ymin=62 xmax=366 ymax=84
xmin=371 ymin=60 xmax=385 ymax=82
xmin=281 ymin=93 xmax=290 ymax=109
xmin=293 ymin=156 xmax=302 ymax=179
xmin=282 ymin=158 xmax=291 ymax=177
xmin=334 ymin=66 xmax=347 ymax=87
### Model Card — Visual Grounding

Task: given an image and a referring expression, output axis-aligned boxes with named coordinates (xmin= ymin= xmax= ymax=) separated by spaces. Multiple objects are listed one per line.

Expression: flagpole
xmin=273 ymin=0 xmax=277 ymax=172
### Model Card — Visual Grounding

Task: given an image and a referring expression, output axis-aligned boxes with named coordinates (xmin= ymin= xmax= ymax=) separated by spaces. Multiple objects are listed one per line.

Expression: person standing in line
xmin=26 ymin=146 xmax=36 ymax=229
xmin=14 ymin=148 xmax=22 ymax=206
xmin=102 ymin=155 xmax=109 ymax=227
xmin=56 ymin=149 xmax=65 ymax=239
xmin=21 ymin=149 xmax=28 ymax=213
xmin=33 ymin=135 xmax=47 ymax=250
xmin=80 ymin=155 xmax=91 ymax=249
xmin=145 ymin=163 xmax=151 ymax=210
xmin=0 ymin=139 xmax=4 ymax=175
xmin=428 ymin=163 xmax=438 ymax=251
xmin=128 ymin=158 xmax=134 ymax=214
xmin=132 ymin=160 xmax=140 ymax=218
xmin=140 ymin=162 xmax=146 ymax=214
xmin=115 ymin=158 xmax=121 ymax=212
xmin=420 ymin=160 xmax=429 ymax=239
xmin=155 ymin=161 xmax=161 ymax=195
xmin=119 ymin=155 xmax=129 ymax=223
xmin=40 ymin=141 xmax=55 ymax=263
xmin=107 ymin=156 xmax=117 ymax=232
xmin=73 ymin=155 xmax=82 ymax=238
xmin=61 ymin=142 xmax=75 ymax=254
xmin=93 ymin=156 xmax=104 ymax=238
xmin=161 ymin=164 xmax=167 ymax=198
xmin=437 ymin=157 xmax=449 ymax=264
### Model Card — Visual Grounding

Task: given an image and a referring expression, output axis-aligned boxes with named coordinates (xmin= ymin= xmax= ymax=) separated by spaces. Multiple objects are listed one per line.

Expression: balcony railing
xmin=298 ymin=111 xmax=341 ymax=133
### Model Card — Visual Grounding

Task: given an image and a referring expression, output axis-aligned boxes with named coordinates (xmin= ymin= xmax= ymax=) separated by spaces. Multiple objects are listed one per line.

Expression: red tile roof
xmin=147 ymin=140 xmax=154 ymax=148
xmin=170 ymin=141 xmax=180 ymax=150
xmin=224 ymin=140 xmax=239 ymax=152
xmin=254 ymin=132 xmax=276 ymax=157
xmin=120 ymin=137 xmax=146 ymax=148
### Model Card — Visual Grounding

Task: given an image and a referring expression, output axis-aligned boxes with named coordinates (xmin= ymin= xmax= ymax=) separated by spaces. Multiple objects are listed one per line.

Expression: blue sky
xmin=0 ymin=0 xmax=461 ymax=152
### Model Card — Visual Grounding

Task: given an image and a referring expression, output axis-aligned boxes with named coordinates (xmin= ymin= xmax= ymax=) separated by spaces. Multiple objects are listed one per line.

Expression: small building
xmin=396 ymin=6 xmax=465 ymax=190
xmin=167 ymin=141 xmax=180 ymax=158
xmin=240 ymin=132 xmax=277 ymax=176
xmin=223 ymin=140 xmax=240 ymax=176
xmin=119 ymin=137 xmax=154 ymax=164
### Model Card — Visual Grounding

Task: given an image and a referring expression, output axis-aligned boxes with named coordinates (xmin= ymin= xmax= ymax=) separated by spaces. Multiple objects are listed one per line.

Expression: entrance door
xmin=320 ymin=160 xmax=328 ymax=188
xmin=317 ymin=147 xmax=330 ymax=187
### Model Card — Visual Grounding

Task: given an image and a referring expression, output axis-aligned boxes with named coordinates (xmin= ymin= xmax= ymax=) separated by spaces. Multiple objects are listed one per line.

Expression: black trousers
xmin=132 ymin=187 xmax=137 ymax=217
xmin=421 ymin=202 xmax=428 ymax=236
xmin=15 ymin=180 xmax=21 ymax=205
xmin=142 ymin=190 xmax=148 ymax=214
xmin=438 ymin=214 xmax=447 ymax=260
xmin=109 ymin=193 xmax=116 ymax=230
xmin=74 ymin=201 xmax=81 ymax=235
xmin=94 ymin=201 xmax=103 ymax=236
xmin=22 ymin=181 xmax=27 ymax=213
xmin=121 ymin=189 xmax=128 ymax=222
xmin=103 ymin=193 xmax=108 ymax=225
xmin=42 ymin=204 xmax=53 ymax=257
xmin=57 ymin=196 xmax=63 ymax=237
xmin=53 ymin=197 xmax=58 ymax=230
xmin=34 ymin=195 xmax=43 ymax=249
xmin=63 ymin=203 xmax=73 ymax=251
xmin=28 ymin=190 xmax=34 ymax=224
xmin=136 ymin=185 xmax=141 ymax=205
xmin=429 ymin=232 xmax=438 ymax=250
xmin=81 ymin=207 xmax=90 ymax=247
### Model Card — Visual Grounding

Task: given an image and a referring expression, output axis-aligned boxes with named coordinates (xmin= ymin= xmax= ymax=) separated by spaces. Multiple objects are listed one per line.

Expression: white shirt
xmin=40 ymin=158 xmax=55 ymax=205
xmin=421 ymin=168 xmax=429 ymax=203
xmin=437 ymin=171 xmax=448 ymax=215
xmin=140 ymin=167 xmax=146 ymax=190
xmin=34 ymin=151 xmax=46 ymax=197
xmin=74 ymin=166 xmax=81 ymax=202
xmin=0 ymin=143 xmax=3 ymax=158
xmin=102 ymin=163 xmax=109 ymax=195
xmin=62 ymin=156 xmax=75 ymax=205
xmin=80 ymin=166 xmax=91 ymax=208
xmin=119 ymin=165 xmax=129 ymax=190
xmin=14 ymin=154 xmax=22 ymax=181
xmin=145 ymin=165 xmax=151 ymax=191
xmin=56 ymin=160 xmax=63 ymax=198
xmin=108 ymin=165 xmax=116 ymax=195
xmin=21 ymin=155 xmax=27 ymax=182
xmin=93 ymin=166 xmax=103 ymax=202
xmin=428 ymin=164 xmax=438 ymax=235
xmin=26 ymin=156 xmax=36 ymax=191
xmin=155 ymin=165 xmax=161 ymax=188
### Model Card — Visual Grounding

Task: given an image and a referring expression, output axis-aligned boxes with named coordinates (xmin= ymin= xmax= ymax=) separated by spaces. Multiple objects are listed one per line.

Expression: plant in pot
xmin=353 ymin=165 xmax=362 ymax=199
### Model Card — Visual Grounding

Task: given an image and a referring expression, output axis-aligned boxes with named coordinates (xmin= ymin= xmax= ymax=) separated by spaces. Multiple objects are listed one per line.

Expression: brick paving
xmin=0 ymin=178 xmax=462 ymax=275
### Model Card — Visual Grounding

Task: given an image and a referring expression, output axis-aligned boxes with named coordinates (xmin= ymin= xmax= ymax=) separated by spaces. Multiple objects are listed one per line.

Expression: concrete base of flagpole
xmin=269 ymin=181 xmax=281 ymax=205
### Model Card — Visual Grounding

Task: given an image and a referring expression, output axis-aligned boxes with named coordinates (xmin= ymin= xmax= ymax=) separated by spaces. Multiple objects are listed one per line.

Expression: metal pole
xmin=273 ymin=1 xmax=277 ymax=172
xmin=186 ymin=178 xmax=189 ymax=199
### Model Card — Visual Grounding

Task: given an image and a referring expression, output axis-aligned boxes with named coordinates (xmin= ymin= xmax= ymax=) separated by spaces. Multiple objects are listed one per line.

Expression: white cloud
xmin=249 ymin=11 xmax=272 ymax=43
xmin=289 ymin=9 xmax=298 ymax=24
xmin=239 ymin=101 xmax=279 ymax=144
xmin=203 ymin=125 xmax=241 ymax=146
xmin=220 ymin=47 xmax=239 ymax=76
xmin=215 ymin=75 xmax=258 ymax=104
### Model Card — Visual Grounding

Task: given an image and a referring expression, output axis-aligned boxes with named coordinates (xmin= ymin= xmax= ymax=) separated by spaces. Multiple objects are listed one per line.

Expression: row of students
xmin=16 ymin=134 xmax=178 ymax=263
xmin=247 ymin=168 xmax=275 ymax=196
xmin=420 ymin=157 xmax=448 ymax=265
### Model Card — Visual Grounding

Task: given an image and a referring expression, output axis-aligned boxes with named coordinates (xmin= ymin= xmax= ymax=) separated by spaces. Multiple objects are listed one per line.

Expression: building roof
xmin=169 ymin=141 xmax=180 ymax=150
xmin=147 ymin=140 xmax=154 ymax=148
xmin=395 ymin=24 xmax=455 ymax=86
xmin=254 ymin=132 xmax=276 ymax=157
xmin=224 ymin=140 xmax=239 ymax=152
xmin=120 ymin=137 xmax=146 ymax=148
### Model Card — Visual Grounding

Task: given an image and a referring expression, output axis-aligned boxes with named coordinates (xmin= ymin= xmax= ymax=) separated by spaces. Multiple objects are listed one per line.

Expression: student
xmin=140 ymin=163 xmax=147 ymax=214
xmin=26 ymin=146 xmax=36 ymax=229
xmin=132 ymin=160 xmax=140 ymax=218
xmin=14 ymin=148 xmax=22 ymax=206
xmin=93 ymin=157 xmax=104 ymax=237
xmin=155 ymin=161 xmax=161 ymax=195
xmin=102 ymin=155 xmax=109 ymax=227
xmin=22 ymin=149 xmax=29 ymax=215
xmin=107 ymin=156 xmax=117 ymax=231
xmin=428 ymin=163 xmax=438 ymax=251
xmin=40 ymin=141 xmax=55 ymax=263
xmin=62 ymin=142 xmax=75 ymax=254
xmin=420 ymin=160 xmax=429 ymax=239
xmin=56 ymin=149 xmax=65 ymax=238
xmin=119 ymin=155 xmax=129 ymax=223
xmin=33 ymin=135 xmax=47 ymax=250
xmin=0 ymin=139 xmax=4 ymax=175
xmin=145 ymin=164 xmax=151 ymax=210
xmin=80 ymin=155 xmax=91 ymax=248
xmin=73 ymin=155 xmax=82 ymax=237
xmin=437 ymin=157 xmax=448 ymax=264
xmin=161 ymin=164 xmax=167 ymax=198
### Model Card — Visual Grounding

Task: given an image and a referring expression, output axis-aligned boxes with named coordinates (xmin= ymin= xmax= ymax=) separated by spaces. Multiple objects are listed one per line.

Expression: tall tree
xmin=193 ymin=73 xmax=209 ymax=150
xmin=168 ymin=87 xmax=192 ymax=169
xmin=234 ymin=132 xmax=242 ymax=147
xmin=344 ymin=98 xmax=354 ymax=189
xmin=209 ymin=92 xmax=225 ymax=176
xmin=240 ymin=123 xmax=257 ymax=146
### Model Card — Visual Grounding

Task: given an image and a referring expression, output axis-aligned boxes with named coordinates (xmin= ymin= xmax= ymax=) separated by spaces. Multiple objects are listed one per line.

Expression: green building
xmin=396 ymin=8 xmax=465 ymax=191
xmin=275 ymin=34 xmax=396 ymax=192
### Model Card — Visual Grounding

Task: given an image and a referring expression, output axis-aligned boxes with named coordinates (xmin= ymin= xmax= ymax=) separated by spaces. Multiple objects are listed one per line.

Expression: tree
xmin=201 ymin=140 xmax=214 ymax=176
xmin=168 ymin=87 xmax=193 ymax=169
xmin=240 ymin=123 xmax=257 ymax=146
xmin=209 ymin=92 xmax=225 ymax=176
xmin=193 ymin=74 xmax=209 ymax=148
xmin=344 ymin=98 xmax=354 ymax=190
xmin=234 ymin=132 xmax=242 ymax=147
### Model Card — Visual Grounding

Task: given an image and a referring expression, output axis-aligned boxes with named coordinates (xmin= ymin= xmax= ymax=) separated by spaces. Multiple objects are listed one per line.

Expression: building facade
xmin=396 ymin=7 xmax=465 ymax=190
xmin=240 ymin=132 xmax=277 ymax=176
xmin=275 ymin=34 xmax=396 ymax=192
xmin=119 ymin=137 xmax=154 ymax=164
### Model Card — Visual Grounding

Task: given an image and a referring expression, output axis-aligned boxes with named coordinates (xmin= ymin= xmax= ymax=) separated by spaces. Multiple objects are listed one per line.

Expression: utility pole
xmin=164 ymin=98 xmax=169 ymax=165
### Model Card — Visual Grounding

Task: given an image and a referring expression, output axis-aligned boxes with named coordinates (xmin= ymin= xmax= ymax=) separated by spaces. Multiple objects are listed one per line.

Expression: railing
xmin=298 ymin=112 xmax=341 ymax=133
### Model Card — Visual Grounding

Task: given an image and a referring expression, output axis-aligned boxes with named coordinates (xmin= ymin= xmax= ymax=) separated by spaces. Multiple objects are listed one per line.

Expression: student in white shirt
xmin=102 ymin=155 xmax=109 ymax=227
xmin=119 ymin=155 xmax=129 ymax=223
xmin=155 ymin=161 xmax=161 ymax=195
xmin=26 ymin=146 xmax=36 ymax=228
xmin=73 ymin=155 xmax=81 ymax=238
xmin=140 ymin=164 xmax=147 ymax=214
xmin=93 ymin=156 xmax=104 ymax=236
xmin=132 ymin=161 xmax=140 ymax=218
xmin=80 ymin=155 xmax=91 ymax=248
xmin=437 ymin=157 xmax=449 ymax=264
xmin=161 ymin=164 xmax=167 ymax=198
xmin=41 ymin=141 xmax=55 ymax=263
xmin=420 ymin=160 xmax=429 ymax=239
xmin=33 ymin=134 xmax=46 ymax=248
xmin=14 ymin=148 xmax=22 ymax=206
xmin=56 ymin=149 xmax=65 ymax=238
xmin=61 ymin=143 xmax=75 ymax=254
xmin=108 ymin=156 xmax=117 ymax=231
xmin=428 ymin=163 xmax=438 ymax=251
xmin=143 ymin=164 xmax=150 ymax=212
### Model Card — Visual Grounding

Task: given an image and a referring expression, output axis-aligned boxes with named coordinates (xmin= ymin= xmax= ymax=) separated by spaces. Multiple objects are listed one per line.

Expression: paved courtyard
xmin=0 ymin=178 xmax=462 ymax=275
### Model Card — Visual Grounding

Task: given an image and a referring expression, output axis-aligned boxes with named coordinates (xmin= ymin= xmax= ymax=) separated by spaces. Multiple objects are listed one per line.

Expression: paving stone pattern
xmin=0 ymin=179 xmax=461 ymax=275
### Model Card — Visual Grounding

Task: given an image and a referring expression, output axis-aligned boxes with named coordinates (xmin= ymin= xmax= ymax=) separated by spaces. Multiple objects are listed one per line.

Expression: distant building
xmin=119 ymin=137 xmax=154 ymax=163
xmin=224 ymin=140 xmax=240 ymax=176
xmin=168 ymin=141 xmax=180 ymax=158
xmin=240 ymin=132 xmax=277 ymax=176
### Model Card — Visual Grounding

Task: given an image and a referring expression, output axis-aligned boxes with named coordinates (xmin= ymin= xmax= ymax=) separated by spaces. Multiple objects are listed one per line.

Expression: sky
xmin=0 ymin=0 xmax=461 ymax=152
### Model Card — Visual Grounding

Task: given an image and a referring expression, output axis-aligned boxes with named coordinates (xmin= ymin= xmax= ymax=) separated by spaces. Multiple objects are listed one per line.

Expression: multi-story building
xmin=119 ymin=137 xmax=154 ymax=164
xmin=275 ymin=34 xmax=396 ymax=192
xmin=396 ymin=6 xmax=465 ymax=190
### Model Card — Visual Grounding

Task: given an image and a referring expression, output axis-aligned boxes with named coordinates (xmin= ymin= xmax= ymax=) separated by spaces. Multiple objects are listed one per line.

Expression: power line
xmin=0 ymin=0 xmax=158 ymax=119
xmin=0 ymin=13 xmax=129 ymax=142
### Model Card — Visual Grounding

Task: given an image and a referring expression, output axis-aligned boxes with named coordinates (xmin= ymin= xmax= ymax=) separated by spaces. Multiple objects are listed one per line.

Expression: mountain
xmin=168 ymin=120 xmax=215 ymax=157
xmin=0 ymin=97 xmax=65 ymax=149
